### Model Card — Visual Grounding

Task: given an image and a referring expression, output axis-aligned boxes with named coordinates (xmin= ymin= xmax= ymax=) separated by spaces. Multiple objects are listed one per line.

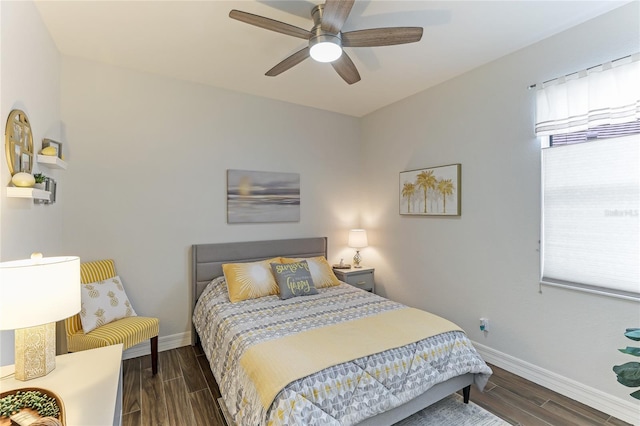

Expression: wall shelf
xmin=37 ymin=155 xmax=67 ymax=170
xmin=6 ymin=186 xmax=51 ymax=200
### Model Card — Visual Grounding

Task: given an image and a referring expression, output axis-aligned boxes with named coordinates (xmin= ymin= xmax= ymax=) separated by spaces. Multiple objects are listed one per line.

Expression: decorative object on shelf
xmin=227 ymin=169 xmax=300 ymax=223
xmin=348 ymin=229 xmax=368 ymax=268
xmin=5 ymin=110 xmax=34 ymax=175
xmin=400 ymin=163 xmax=461 ymax=216
xmin=32 ymin=175 xmax=56 ymax=205
xmin=41 ymin=139 xmax=63 ymax=160
xmin=20 ymin=153 xmax=31 ymax=173
xmin=613 ymin=327 xmax=640 ymax=400
xmin=11 ymin=172 xmax=35 ymax=188
xmin=40 ymin=146 xmax=57 ymax=156
xmin=0 ymin=255 xmax=80 ymax=381
xmin=0 ymin=387 xmax=65 ymax=426
xmin=32 ymin=176 xmax=56 ymax=205
xmin=43 ymin=178 xmax=56 ymax=204
xmin=33 ymin=173 xmax=47 ymax=190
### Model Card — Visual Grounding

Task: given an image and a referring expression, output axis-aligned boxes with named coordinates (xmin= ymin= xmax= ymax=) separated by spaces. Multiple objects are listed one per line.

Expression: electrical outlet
xmin=480 ymin=318 xmax=489 ymax=332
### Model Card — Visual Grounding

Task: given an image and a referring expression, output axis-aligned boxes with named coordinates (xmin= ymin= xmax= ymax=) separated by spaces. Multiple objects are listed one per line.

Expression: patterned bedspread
xmin=193 ymin=277 xmax=492 ymax=426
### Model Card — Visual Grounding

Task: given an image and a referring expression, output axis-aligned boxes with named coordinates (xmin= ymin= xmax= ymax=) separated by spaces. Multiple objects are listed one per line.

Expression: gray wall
xmin=360 ymin=1 xmax=639 ymax=404
xmin=58 ymin=56 xmax=362 ymax=339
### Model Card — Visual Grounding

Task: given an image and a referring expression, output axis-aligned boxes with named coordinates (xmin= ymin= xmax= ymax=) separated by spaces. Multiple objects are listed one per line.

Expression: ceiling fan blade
xmin=321 ymin=0 xmax=354 ymax=34
xmin=331 ymin=51 xmax=361 ymax=85
xmin=266 ymin=47 xmax=311 ymax=76
xmin=229 ymin=10 xmax=311 ymax=40
xmin=342 ymin=27 xmax=423 ymax=47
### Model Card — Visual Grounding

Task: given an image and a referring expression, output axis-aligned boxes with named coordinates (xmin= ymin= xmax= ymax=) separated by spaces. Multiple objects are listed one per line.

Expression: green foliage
xmin=33 ymin=173 xmax=47 ymax=183
xmin=613 ymin=362 xmax=640 ymax=387
xmin=625 ymin=328 xmax=640 ymax=341
xmin=619 ymin=347 xmax=640 ymax=356
xmin=614 ymin=328 xmax=640 ymax=400
xmin=0 ymin=390 xmax=60 ymax=418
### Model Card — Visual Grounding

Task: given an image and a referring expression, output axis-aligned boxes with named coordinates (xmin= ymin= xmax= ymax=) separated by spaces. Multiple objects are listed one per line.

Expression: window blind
xmin=550 ymin=120 xmax=640 ymax=146
xmin=535 ymin=54 xmax=640 ymax=136
xmin=541 ymin=134 xmax=640 ymax=299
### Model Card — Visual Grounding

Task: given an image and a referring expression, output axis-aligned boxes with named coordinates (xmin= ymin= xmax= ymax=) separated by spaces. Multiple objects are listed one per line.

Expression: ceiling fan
xmin=229 ymin=0 xmax=423 ymax=85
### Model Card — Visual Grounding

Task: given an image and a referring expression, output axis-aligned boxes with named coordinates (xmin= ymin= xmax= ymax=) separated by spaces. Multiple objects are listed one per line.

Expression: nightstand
xmin=333 ymin=266 xmax=375 ymax=293
xmin=0 ymin=344 xmax=123 ymax=426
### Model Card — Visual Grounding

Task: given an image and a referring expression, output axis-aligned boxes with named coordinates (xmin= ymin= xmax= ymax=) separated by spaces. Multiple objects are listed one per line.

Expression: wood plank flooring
xmin=121 ymin=345 xmax=632 ymax=426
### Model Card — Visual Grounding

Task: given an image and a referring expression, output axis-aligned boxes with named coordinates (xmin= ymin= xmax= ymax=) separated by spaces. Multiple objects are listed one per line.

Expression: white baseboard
xmin=122 ymin=331 xmax=191 ymax=360
xmin=472 ymin=341 xmax=640 ymax=426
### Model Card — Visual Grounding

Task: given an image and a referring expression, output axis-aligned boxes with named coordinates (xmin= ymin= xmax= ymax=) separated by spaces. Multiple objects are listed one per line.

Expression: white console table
xmin=1 ymin=344 xmax=123 ymax=426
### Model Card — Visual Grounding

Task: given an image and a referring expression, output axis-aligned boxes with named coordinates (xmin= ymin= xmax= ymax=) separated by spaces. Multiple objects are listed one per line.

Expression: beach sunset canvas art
xmin=227 ymin=169 xmax=300 ymax=223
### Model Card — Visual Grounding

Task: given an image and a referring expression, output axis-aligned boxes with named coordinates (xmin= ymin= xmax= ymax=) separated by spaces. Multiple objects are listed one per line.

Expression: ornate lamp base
xmin=353 ymin=250 xmax=362 ymax=268
xmin=14 ymin=322 xmax=56 ymax=381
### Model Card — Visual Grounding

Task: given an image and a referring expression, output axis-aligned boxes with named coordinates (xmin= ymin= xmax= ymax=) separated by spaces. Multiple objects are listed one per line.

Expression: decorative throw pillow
xmin=280 ymin=256 xmax=341 ymax=288
xmin=79 ymin=275 xmax=137 ymax=334
xmin=270 ymin=260 xmax=318 ymax=300
xmin=222 ymin=258 xmax=281 ymax=303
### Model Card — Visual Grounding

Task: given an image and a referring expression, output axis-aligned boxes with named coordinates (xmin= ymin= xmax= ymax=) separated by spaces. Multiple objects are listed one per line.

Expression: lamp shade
xmin=0 ymin=255 xmax=80 ymax=330
xmin=348 ymin=229 xmax=368 ymax=249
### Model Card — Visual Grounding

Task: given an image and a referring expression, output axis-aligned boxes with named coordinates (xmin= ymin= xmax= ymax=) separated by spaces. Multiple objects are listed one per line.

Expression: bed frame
xmin=191 ymin=237 xmax=473 ymax=426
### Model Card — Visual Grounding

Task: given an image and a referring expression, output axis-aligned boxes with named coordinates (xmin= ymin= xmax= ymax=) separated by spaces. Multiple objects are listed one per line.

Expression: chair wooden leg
xmin=151 ymin=336 xmax=158 ymax=375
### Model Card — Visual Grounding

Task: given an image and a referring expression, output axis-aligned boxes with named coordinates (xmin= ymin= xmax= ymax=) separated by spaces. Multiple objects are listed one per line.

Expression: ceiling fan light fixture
xmin=230 ymin=1 xmax=423 ymax=84
xmin=309 ymin=34 xmax=342 ymax=63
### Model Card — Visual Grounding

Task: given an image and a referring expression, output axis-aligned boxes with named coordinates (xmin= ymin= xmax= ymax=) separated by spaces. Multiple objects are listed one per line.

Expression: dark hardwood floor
xmin=121 ymin=345 xmax=632 ymax=426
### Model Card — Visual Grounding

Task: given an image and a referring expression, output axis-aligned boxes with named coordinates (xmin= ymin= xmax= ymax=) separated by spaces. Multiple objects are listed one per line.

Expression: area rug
xmin=219 ymin=394 xmax=508 ymax=425
xmin=394 ymin=393 xmax=508 ymax=426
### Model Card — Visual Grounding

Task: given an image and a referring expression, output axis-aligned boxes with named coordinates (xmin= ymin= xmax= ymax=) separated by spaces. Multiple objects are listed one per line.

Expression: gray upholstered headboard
xmin=191 ymin=237 xmax=328 ymax=344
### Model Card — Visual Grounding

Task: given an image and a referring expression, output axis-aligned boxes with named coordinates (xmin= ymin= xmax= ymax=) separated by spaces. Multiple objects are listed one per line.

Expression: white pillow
xmin=79 ymin=275 xmax=137 ymax=333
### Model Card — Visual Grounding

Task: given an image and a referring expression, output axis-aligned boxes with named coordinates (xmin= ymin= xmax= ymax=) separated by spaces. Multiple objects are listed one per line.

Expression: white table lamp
xmin=0 ymin=254 xmax=80 ymax=381
xmin=348 ymin=229 xmax=368 ymax=268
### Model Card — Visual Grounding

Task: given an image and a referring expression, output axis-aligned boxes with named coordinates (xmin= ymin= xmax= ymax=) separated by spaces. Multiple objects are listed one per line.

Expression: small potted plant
xmin=33 ymin=173 xmax=47 ymax=190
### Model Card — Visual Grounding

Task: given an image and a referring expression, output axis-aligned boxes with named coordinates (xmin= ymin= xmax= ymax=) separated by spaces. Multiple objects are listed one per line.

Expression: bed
xmin=191 ymin=237 xmax=492 ymax=425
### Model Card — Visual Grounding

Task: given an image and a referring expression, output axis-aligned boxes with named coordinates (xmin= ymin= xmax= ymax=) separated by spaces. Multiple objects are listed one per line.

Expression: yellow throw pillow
xmin=222 ymin=258 xmax=281 ymax=303
xmin=280 ymin=256 xmax=341 ymax=288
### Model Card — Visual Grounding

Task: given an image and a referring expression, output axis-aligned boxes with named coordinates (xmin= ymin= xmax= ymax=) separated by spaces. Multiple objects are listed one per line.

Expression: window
xmin=536 ymin=55 xmax=640 ymax=300
xmin=541 ymin=132 xmax=639 ymax=299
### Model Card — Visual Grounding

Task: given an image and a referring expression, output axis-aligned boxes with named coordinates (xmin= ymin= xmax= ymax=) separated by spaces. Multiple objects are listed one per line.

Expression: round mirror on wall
xmin=5 ymin=109 xmax=34 ymax=175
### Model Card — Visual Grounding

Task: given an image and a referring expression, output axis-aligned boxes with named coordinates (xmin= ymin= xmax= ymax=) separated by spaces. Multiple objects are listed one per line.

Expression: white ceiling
xmin=34 ymin=0 xmax=629 ymax=117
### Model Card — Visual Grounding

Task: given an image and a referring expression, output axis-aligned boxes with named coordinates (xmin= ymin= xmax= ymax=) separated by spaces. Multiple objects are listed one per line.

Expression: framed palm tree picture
xmin=400 ymin=164 xmax=461 ymax=216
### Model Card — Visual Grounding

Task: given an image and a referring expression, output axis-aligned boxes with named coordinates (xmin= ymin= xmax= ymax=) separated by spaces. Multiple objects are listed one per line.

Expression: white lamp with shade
xmin=348 ymin=229 xmax=368 ymax=268
xmin=0 ymin=254 xmax=80 ymax=381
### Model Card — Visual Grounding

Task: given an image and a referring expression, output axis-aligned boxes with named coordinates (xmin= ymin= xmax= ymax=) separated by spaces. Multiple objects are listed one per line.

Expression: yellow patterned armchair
xmin=65 ymin=259 xmax=159 ymax=374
